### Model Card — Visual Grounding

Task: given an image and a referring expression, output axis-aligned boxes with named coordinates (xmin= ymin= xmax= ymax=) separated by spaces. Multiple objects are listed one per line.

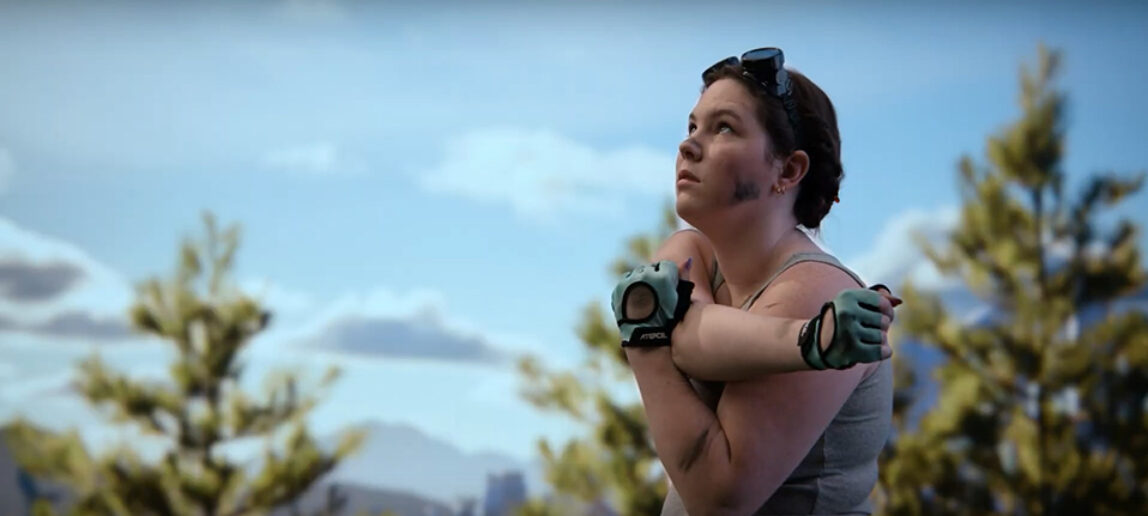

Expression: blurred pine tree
xmin=3 ymin=214 xmax=365 ymax=516
xmin=516 ymin=203 xmax=679 ymax=516
xmin=877 ymin=45 xmax=1148 ymax=516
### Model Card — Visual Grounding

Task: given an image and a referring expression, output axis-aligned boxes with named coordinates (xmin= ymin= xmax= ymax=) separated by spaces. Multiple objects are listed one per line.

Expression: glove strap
xmin=622 ymin=327 xmax=673 ymax=348
xmin=673 ymin=280 xmax=695 ymax=320
xmin=798 ymin=301 xmax=836 ymax=370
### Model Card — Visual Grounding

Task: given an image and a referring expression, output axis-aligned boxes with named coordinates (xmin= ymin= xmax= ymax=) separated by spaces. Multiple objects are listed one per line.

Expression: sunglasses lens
xmin=742 ymin=47 xmax=782 ymax=62
xmin=702 ymin=56 xmax=740 ymax=80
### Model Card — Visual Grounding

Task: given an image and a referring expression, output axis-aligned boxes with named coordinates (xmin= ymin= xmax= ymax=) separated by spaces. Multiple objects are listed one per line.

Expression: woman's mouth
xmin=677 ymin=170 xmax=700 ymax=186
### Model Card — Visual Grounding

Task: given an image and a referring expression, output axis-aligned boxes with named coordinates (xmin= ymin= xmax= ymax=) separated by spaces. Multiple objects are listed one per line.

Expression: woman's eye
xmin=687 ymin=123 xmax=697 ymax=134
xmin=717 ymin=123 xmax=733 ymax=134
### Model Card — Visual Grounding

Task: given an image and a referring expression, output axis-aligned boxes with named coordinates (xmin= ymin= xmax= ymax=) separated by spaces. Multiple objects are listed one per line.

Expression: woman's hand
xmin=805 ymin=285 xmax=902 ymax=370
xmin=610 ymin=260 xmax=695 ymax=348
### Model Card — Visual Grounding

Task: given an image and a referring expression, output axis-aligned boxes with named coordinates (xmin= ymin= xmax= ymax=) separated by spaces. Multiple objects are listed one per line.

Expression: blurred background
xmin=2 ymin=1 xmax=1146 ymax=515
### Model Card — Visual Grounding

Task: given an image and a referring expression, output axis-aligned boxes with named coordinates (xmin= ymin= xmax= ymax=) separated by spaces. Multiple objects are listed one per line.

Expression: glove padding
xmin=611 ymin=260 xmax=694 ymax=347
xmin=799 ymin=285 xmax=890 ymax=370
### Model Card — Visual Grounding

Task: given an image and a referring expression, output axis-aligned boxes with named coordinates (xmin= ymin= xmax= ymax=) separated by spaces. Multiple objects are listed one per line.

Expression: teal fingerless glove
xmin=798 ymin=286 xmax=889 ymax=370
xmin=610 ymin=260 xmax=694 ymax=347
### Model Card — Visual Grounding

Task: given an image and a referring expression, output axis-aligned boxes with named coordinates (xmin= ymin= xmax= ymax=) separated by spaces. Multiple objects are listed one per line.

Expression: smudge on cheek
xmin=732 ymin=180 xmax=760 ymax=204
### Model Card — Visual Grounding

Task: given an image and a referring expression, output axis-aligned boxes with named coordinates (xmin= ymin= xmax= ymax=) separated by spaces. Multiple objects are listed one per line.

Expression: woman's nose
xmin=679 ymin=137 xmax=701 ymax=162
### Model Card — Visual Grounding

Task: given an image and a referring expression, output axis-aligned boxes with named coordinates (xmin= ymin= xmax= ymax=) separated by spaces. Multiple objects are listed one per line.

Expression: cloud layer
xmin=287 ymin=288 xmax=510 ymax=365
xmin=844 ymin=206 xmax=962 ymax=291
xmin=0 ymin=215 xmax=515 ymax=366
xmin=310 ymin=315 xmax=504 ymax=363
xmin=0 ymin=260 xmax=85 ymax=302
xmin=0 ymin=217 xmax=135 ymax=337
xmin=419 ymin=127 xmax=674 ymax=221
xmin=261 ymin=142 xmax=364 ymax=176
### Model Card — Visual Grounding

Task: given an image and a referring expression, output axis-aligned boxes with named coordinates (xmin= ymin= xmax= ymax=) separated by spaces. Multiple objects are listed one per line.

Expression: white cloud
xmin=261 ymin=142 xmax=364 ymax=176
xmin=240 ymin=277 xmax=319 ymax=326
xmin=0 ymin=147 xmax=14 ymax=194
xmin=844 ymin=206 xmax=963 ymax=291
xmin=271 ymin=287 xmax=524 ymax=365
xmin=0 ymin=215 xmax=531 ymax=364
xmin=419 ymin=127 xmax=675 ymax=221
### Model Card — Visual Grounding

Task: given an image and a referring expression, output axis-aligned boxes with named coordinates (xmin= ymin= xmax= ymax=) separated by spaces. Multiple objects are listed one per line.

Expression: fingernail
xmin=685 ymin=257 xmax=693 ymax=272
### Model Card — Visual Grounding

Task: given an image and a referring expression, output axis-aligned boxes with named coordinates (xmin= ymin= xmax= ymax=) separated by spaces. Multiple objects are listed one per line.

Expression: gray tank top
xmin=661 ymin=252 xmax=893 ymax=515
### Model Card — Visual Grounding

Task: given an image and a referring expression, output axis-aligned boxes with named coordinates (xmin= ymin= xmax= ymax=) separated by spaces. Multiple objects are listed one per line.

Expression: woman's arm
xmin=671 ymin=299 xmax=815 ymax=380
xmin=657 ymin=230 xmax=895 ymax=382
xmin=626 ymin=250 xmax=880 ymax=514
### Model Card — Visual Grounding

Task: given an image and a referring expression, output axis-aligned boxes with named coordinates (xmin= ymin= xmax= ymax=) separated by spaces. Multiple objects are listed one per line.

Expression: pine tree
xmin=877 ymin=46 xmax=1148 ymax=515
xmin=3 ymin=214 xmax=365 ymax=516
xmin=516 ymin=203 xmax=679 ymax=516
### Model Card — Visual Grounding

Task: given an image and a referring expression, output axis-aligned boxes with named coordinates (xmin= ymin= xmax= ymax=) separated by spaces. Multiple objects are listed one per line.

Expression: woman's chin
xmin=674 ymin=196 xmax=704 ymax=226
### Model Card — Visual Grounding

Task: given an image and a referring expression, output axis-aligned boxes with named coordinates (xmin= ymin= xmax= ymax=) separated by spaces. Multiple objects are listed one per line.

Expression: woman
xmin=611 ymin=48 xmax=896 ymax=514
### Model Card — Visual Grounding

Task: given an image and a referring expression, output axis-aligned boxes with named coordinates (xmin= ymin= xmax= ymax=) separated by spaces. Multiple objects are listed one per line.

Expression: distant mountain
xmin=0 ymin=429 xmax=70 ymax=516
xmin=0 ymin=433 xmax=476 ymax=516
xmin=328 ymin=420 xmax=547 ymax=505
xmin=270 ymin=480 xmax=460 ymax=516
xmin=0 ymin=420 xmax=543 ymax=516
xmin=0 ymin=434 xmax=27 ymax=516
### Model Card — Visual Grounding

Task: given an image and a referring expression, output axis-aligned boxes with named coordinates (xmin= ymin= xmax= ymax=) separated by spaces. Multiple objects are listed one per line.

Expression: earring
xmin=773 ymin=184 xmax=786 ymax=194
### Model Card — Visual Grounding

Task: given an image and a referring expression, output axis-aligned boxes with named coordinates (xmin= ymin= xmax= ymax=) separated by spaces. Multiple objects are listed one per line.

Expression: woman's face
xmin=675 ymin=78 xmax=781 ymax=226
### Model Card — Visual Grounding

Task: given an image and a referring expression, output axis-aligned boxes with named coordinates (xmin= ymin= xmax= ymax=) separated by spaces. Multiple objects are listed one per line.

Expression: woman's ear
xmin=779 ymin=150 xmax=810 ymax=191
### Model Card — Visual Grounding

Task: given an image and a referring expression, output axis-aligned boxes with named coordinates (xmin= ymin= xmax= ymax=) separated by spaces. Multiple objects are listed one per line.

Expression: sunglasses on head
xmin=702 ymin=47 xmax=801 ymax=141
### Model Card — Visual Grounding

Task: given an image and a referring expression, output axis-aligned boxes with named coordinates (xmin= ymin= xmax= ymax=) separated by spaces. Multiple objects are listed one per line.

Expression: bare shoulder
xmin=653 ymin=228 xmax=718 ymax=303
xmin=752 ymin=259 xmax=863 ymax=319
xmin=665 ymin=228 xmax=716 ymax=275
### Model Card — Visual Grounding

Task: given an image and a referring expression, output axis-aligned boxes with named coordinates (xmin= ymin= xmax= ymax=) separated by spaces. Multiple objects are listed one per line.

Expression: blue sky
xmin=2 ymin=0 xmax=1147 ymax=471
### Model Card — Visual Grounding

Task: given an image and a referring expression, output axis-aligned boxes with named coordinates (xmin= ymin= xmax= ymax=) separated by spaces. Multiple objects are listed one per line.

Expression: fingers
xmin=856 ymin=341 xmax=893 ymax=364
xmin=679 ymin=257 xmax=693 ymax=277
xmin=860 ymin=336 xmax=893 ymax=362
xmin=869 ymin=283 xmax=903 ymax=307
xmin=856 ymin=289 xmax=883 ymax=311
xmin=860 ymin=339 xmax=891 ymax=363
xmin=858 ymin=306 xmax=883 ymax=330
xmin=859 ymin=327 xmax=884 ymax=345
xmin=877 ymin=295 xmax=896 ymax=321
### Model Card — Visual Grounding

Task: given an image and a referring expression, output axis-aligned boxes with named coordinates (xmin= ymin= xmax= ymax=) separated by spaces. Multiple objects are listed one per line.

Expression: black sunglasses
xmin=702 ymin=47 xmax=801 ymax=141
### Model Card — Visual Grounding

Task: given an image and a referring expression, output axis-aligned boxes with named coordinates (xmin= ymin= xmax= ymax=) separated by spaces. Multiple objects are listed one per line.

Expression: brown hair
xmin=702 ymin=64 xmax=843 ymax=229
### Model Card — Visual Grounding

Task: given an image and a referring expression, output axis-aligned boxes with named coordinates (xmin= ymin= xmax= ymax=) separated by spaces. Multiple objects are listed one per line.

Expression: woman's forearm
xmin=671 ymin=301 xmax=833 ymax=382
xmin=624 ymin=346 xmax=750 ymax=513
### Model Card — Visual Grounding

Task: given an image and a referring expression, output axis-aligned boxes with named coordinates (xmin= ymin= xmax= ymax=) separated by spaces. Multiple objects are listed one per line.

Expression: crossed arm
xmin=661 ymin=229 xmax=891 ymax=381
xmin=623 ymin=230 xmax=882 ymax=513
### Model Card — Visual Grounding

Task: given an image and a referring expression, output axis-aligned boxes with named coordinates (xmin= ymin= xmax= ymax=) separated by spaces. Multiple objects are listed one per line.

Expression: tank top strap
xmin=710 ymin=253 xmax=725 ymax=296
xmin=738 ymin=252 xmax=866 ymax=311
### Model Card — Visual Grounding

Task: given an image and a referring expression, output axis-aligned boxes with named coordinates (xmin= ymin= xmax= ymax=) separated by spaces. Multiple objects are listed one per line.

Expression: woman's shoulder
xmin=666 ymin=228 xmax=718 ymax=279
xmin=750 ymin=248 xmax=861 ymax=319
xmin=780 ymin=251 xmax=865 ymax=288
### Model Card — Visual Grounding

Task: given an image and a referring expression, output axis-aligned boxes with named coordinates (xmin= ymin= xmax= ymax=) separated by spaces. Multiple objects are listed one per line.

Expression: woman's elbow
xmin=690 ymin=462 xmax=784 ymax=515
xmin=679 ymin=466 xmax=772 ymax=515
xmin=671 ymin=340 xmax=729 ymax=382
xmin=670 ymin=332 xmax=709 ymax=378
xmin=683 ymin=489 xmax=765 ymax=516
